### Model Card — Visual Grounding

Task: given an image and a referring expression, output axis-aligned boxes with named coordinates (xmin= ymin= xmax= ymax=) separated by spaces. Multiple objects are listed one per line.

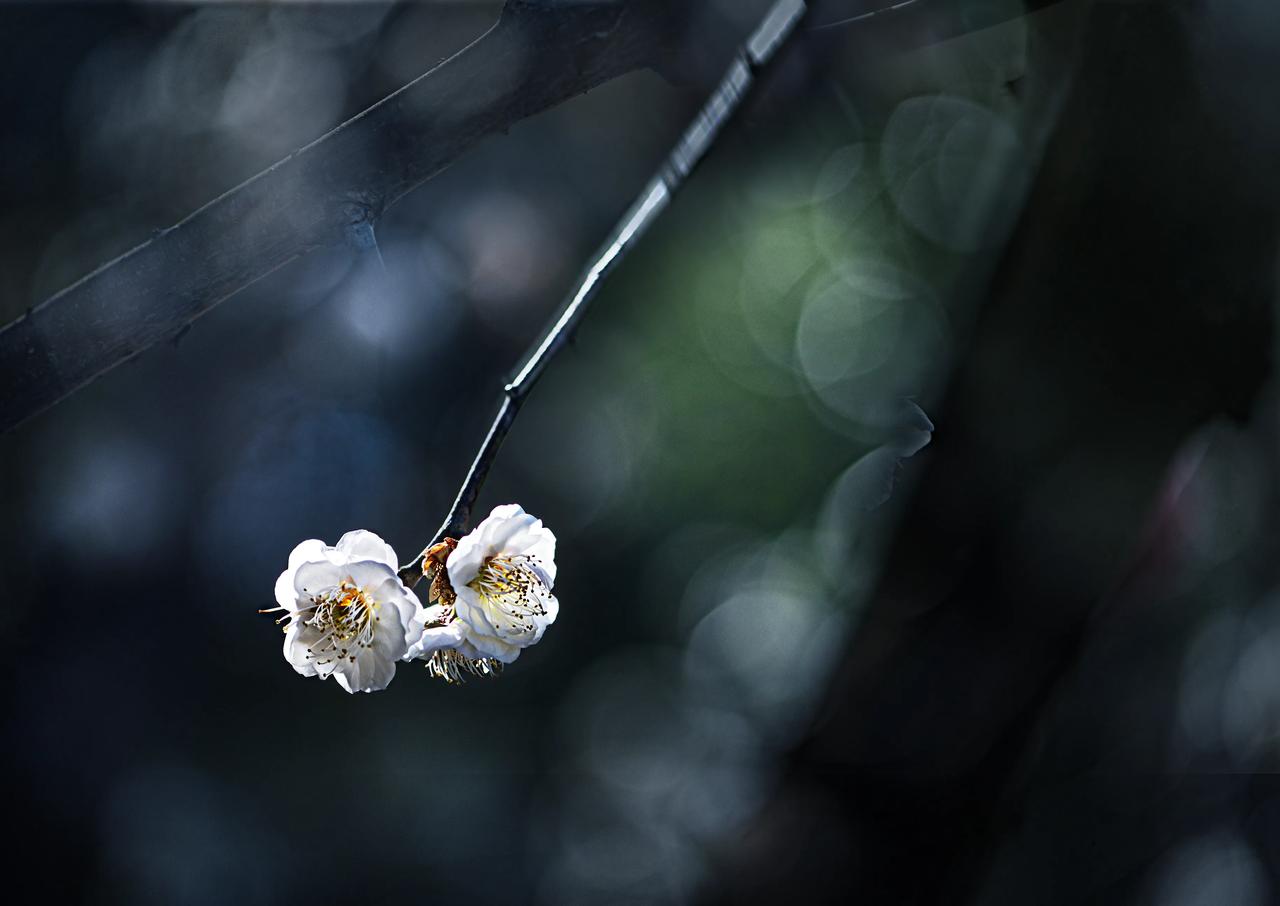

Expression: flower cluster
xmin=266 ymin=505 xmax=558 ymax=693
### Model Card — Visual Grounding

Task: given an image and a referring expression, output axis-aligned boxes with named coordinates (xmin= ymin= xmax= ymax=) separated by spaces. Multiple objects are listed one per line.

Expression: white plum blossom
xmin=268 ymin=530 xmax=428 ymax=693
xmin=410 ymin=504 xmax=559 ymax=670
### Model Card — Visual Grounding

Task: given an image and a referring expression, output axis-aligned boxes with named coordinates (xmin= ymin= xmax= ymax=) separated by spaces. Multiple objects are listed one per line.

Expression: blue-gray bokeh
xmin=2 ymin=2 xmax=1279 ymax=904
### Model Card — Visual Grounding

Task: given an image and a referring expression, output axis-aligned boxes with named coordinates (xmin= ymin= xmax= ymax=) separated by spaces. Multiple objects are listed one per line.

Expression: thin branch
xmin=811 ymin=0 xmax=920 ymax=31
xmin=0 ymin=1 xmax=671 ymax=434
xmin=398 ymin=0 xmax=809 ymax=587
xmin=807 ymin=0 xmax=1069 ymax=34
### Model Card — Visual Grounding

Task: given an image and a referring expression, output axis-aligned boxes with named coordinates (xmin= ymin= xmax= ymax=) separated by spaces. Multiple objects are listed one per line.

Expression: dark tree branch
xmin=397 ymin=0 xmax=809 ymax=587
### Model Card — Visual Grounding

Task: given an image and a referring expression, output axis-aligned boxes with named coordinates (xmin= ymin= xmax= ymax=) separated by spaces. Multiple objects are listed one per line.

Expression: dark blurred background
xmin=1 ymin=1 xmax=1278 ymax=903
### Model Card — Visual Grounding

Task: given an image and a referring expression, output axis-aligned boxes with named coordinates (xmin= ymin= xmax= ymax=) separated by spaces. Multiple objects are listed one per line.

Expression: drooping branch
xmin=397 ymin=0 xmax=809 ymax=587
xmin=0 ymin=1 xmax=674 ymax=433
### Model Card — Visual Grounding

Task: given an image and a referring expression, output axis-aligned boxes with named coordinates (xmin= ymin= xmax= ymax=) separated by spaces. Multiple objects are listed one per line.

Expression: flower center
xmin=304 ymin=580 xmax=378 ymax=665
xmin=468 ymin=555 xmax=549 ymax=634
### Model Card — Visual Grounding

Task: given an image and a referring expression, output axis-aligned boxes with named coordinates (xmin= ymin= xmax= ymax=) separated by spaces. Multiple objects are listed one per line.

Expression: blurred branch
xmin=0 ymin=0 xmax=1070 ymax=434
xmin=398 ymin=0 xmax=809 ymax=587
xmin=0 ymin=0 xmax=673 ymax=433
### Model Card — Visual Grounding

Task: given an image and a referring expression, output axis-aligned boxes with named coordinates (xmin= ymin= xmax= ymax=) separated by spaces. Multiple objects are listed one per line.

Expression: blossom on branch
xmin=266 ymin=531 xmax=427 ymax=694
xmin=409 ymin=504 xmax=559 ymax=680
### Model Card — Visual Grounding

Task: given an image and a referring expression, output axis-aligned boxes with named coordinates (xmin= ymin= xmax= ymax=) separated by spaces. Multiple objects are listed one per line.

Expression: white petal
xmin=375 ymin=592 xmax=419 ymax=663
xmin=288 ymin=539 xmax=332 ymax=570
xmin=334 ymin=672 xmax=358 ymax=694
xmin=451 ymin=505 xmax=535 ymax=568
xmin=292 ymin=560 xmax=346 ymax=597
xmin=452 ymin=584 xmax=503 ymax=640
xmin=462 ymin=629 xmax=522 ymax=664
xmin=520 ymin=550 xmax=556 ymax=590
xmin=358 ymin=573 xmax=417 ymax=660
xmin=274 ymin=567 xmax=300 ymax=611
xmin=448 ymin=505 xmax=557 ymax=592
xmin=401 ymin=603 xmax=447 ymax=660
xmin=406 ymin=621 xmax=467 ymax=660
xmin=383 ymin=583 xmax=427 ymax=652
xmin=335 ymin=608 xmax=404 ymax=693
xmin=335 ymin=651 xmax=396 ymax=693
xmin=474 ymin=504 xmax=537 ymax=554
xmin=275 ymin=539 xmax=332 ymax=610
xmin=446 ymin=532 xmax=488 ymax=589
xmin=486 ymin=503 xmax=528 ymax=523
xmin=334 ymin=530 xmax=399 ymax=570
xmin=528 ymin=593 xmax=560 ymax=646
xmin=282 ymin=621 xmax=320 ymax=677
xmin=497 ymin=522 xmax=557 ymax=585
xmin=339 ymin=559 xmax=401 ymax=592
xmin=454 ymin=638 xmax=485 ymax=661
